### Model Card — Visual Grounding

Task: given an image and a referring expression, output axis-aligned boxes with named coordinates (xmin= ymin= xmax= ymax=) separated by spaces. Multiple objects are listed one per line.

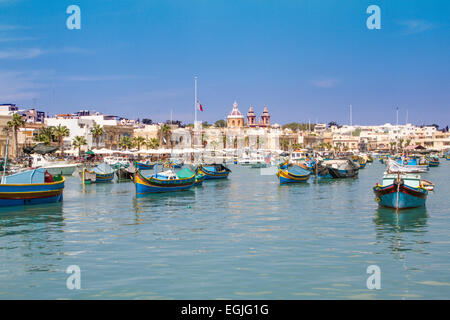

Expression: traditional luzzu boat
xmin=426 ymin=155 xmax=440 ymax=167
xmin=135 ymin=160 xmax=156 ymax=170
xmin=373 ymin=173 xmax=428 ymax=209
xmin=0 ymin=168 xmax=65 ymax=207
xmin=115 ymin=162 xmax=135 ymax=180
xmin=194 ymin=173 xmax=205 ymax=186
xmin=317 ymin=159 xmax=359 ymax=179
xmin=278 ymin=159 xmax=290 ymax=170
xmin=82 ymin=163 xmax=114 ymax=183
xmin=135 ymin=167 xmax=196 ymax=193
xmin=277 ymin=165 xmax=311 ymax=184
xmin=446 ymin=154 xmax=450 ymax=160
xmin=197 ymin=164 xmax=231 ymax=180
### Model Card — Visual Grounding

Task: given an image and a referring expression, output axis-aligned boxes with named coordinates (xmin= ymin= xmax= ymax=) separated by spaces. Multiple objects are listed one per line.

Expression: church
xmin=226 ymin=101 xmax=271 ymax=128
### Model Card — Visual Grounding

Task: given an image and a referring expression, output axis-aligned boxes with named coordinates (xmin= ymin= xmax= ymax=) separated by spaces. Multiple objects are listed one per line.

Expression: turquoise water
xmin=0 ymin=162 xmax=449 ymax=299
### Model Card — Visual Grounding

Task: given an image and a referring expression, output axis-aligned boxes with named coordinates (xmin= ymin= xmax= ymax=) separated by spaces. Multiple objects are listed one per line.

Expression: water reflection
xmin=373 ymin=207 xmax=428 ymax=257
xmin=0 ymin=203 xmax=65 ymax=273
xmin=0 ymin=202 xmax=64 ymax=231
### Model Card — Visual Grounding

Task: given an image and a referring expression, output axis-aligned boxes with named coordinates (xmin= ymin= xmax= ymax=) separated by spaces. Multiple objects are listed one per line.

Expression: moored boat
xmin=317 ymin=159 xmax=359 ymax=179
xmin=115 ymin=163 xmax=135 ymax=180
xmin=277 ymin=165 xmax=310 ymax=184
xmin=135 ymin=161 xmax=156 ymax=170
xmin=0 ymin=168 xmax=65 ymax=207
xmin=373 ymin=173 xmax=428 ymax=209
xmin=31 ymin=154 xmax=77 ymax=175
xmin=82 ymin=163 xmax=114 ymax=183
xmin=194 ymin=173 xmax=205 ymax=186
xmin=135 ymin=167 xmax=195 ymax=193
xmin=426 ymin=155 xmax=440 ymax=167
xmin=197 ymin=164 xmax=231 ymax=180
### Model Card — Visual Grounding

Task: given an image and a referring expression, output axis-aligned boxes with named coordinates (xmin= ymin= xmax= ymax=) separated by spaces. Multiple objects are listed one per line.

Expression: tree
xmin=118 ymin=136 xmax=132 ymax=150
xmin=291 ymin=143 xmax=303 ymax=150
xmin=215 ymin=120 xmax=226 ymax=128
xmin=90 ymin=124 xmax=105 ymax=149
xmin=398 ymin=138 xmax=404 ymax=152
xmin=146 ymin=138 xmax=159 ymax=149
xmin=72 ymin=136 xmax=87 ymax=157
xmin=159 ymin=124 xmax=172 ymax=147
xmin=405 ymin=139 xmax=412 ymax=147
xmin=7 ymin=113 xmax=25 ymax=159
xmin=36 ymin=126 xmax=55 ymax=145
xmin=53 ymin=124 xmax=70 ymax=158
xmin=280 ymin=139 xmax=290 ymax=151
xmin=133 ymin=136 xmax=145 ymax=150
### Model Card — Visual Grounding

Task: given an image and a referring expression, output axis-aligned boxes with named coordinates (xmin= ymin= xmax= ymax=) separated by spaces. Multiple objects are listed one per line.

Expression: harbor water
xmin=0 ymin=161 xmax=449 ymax=299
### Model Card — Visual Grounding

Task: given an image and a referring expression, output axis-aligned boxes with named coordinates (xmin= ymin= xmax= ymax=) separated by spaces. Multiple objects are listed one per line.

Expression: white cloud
xmin=0 ymin=47 xmax=92 ymax=59
xmin=0 ymin=48 xmax=43 ymax=59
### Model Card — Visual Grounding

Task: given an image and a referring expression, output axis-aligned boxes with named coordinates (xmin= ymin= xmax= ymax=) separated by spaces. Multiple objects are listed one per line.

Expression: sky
xmin=0 ymin=0 xmax=449 ymax=126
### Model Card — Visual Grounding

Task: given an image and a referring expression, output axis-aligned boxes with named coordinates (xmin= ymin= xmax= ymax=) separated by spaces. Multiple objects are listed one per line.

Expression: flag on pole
xmin=197 ymin=101 xmax=203 ymax=112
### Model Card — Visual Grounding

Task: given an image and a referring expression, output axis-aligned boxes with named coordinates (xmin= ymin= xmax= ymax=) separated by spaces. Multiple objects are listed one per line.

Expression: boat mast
xmin=2 ymin=135 xmax=9 ymax=184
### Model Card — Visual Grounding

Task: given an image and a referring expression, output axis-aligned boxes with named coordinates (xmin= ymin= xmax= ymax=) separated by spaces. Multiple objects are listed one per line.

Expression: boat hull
xmin=135 ymin=162 xmax=155 ymax=170
xmin=277 ymin=168 xmax=310 ymax=184
xmin=0 ymin=178 xmax=65 ymax=207
xmin=197 ymin=165 xmax=231 ymax=180
xmin=116 ymin=167 xmax=134 ymax=180
xmin=134 ymin=170 xmax=195 ymax=193
xmin=373 ymin=183 xmax=427 ymax=209
xmin=45 ymin=165 xmax=77 ymax=176
xmin=83 ymin=169 xmax=114 ymax=183
xmin=194 ymin=174 xmax=205 ymax=186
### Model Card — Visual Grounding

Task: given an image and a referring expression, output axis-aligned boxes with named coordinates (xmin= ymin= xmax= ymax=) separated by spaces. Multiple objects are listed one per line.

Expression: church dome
xmin=227 ymin=101 xmax=244 ymax=119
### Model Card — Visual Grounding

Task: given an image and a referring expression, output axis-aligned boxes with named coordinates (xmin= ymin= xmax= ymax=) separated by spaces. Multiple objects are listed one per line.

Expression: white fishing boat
xmin=31 ymin=154 xmax=78 ymax=175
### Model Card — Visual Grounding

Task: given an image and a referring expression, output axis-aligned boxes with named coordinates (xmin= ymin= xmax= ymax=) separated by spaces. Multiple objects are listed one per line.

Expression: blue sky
xmin=0 ymin=0 xmax=449 ymax=126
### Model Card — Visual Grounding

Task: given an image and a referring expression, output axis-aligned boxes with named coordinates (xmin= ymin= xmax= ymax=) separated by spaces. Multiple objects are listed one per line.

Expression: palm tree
xmin=133 ymin=136 xmax=145 ymax=150
xmin=405 ymin=139 xmax=412 ymax=148
xmin=145 ymin=138 xmax=159 ymax=149
xmin=90 ymin=124 xmax=105 ymax=149
xmin=72 ymin=136 xmax=87 ymax=157
xmin=159 ymin=124 xmax=172 ymax=147
xmin=53 ymin=125 xmax=70 ymax=158
xmin=36 ymin=126 xmax=55 ymax=145
xmin=7 ymin=113 xmax=25 ymax=159
xmin=280 ymin=139 xmax=290 ymax=151
xmin=118 ymin=136 xmax=132 ymax=150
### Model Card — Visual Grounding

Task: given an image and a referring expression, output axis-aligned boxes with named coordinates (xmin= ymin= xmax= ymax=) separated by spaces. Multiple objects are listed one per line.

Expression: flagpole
xmin=194 ymin=76 xmax=198 ymax=126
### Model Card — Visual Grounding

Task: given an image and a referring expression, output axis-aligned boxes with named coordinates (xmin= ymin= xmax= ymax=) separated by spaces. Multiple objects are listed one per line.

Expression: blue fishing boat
xmin=135 ymin=167 xmax=195 ymax=193
xmin=277 ymin=165 xmax=311 ymax=184
xmin=426 ymin=155 xmax=440 ymax=167
xmin=194 ymin=173 xmax=205 ymax=186
xmin=0 ymin=168 xmax=65 ymax=207
xmin=197 ymin=164 xmax=231 ymax=180
xmin=373 ymin=173 xmax=428 ymax=209
xmin=135 ymin=161 xmax=155 ymax=170
xmin=278 ymin=159 xmax=290 ymax=170
xmin=83 ymin=163 xmax=114 ymax=183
